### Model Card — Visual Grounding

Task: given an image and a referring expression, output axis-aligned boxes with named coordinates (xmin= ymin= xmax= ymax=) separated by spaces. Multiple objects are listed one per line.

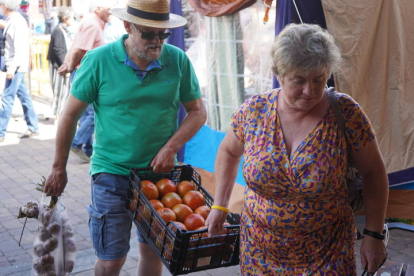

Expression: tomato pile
xmin=130 ymin=176 xmax=237 ymax=265
xmin=140 ymin=178 xmax=212 ymax=231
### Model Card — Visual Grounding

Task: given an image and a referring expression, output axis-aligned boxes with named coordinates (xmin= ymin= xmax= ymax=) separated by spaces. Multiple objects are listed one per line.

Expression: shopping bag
xmin=31 ymin=194 xmax=76 ymax=275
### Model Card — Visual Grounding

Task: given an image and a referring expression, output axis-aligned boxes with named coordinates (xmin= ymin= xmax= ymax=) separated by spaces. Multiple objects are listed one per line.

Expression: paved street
xmin=0 ymin=95 xmax=413 ymax=275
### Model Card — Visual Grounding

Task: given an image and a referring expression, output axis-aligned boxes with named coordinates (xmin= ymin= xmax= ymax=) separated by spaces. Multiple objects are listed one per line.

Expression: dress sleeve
xmin=338 ymin=93 xmax=375 ymax=152
xmin=231 ymin=92 xmax=265 ymax=144
xmin=230 ymin=101 xmax=248 ymax=143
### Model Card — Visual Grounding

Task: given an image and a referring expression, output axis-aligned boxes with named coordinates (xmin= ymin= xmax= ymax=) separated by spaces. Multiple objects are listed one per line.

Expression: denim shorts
xmin=87 ymin=173 xmax=146 ymax=261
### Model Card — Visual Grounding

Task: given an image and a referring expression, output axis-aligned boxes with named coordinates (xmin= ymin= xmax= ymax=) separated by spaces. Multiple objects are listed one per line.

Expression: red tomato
xmin=156 ymin=207 xmax=176 ymax=223
xmin=184 ymin=214 xmax=205 ymax=231
xmin=171 ymin=221 xmax=188 ymax=231
xmin=172 ymin=204 xmax=193 ymax=223
xmin=129 ymin=201 xmax=135 ymax=212
xmin=161 ymin=192 xmax=182 ymax=209
xmin=128 ymin=189 xmax=139 ymax=212
xmin=156 ymin=179 xmax=176 ymax=198
xmin=183 ymin=191 xmax=205 ymax=211
xmin=222 ymin=222 xmax=231 ymax=235
xmin=177 ymin=180 xmax=195 ymax=198
xmin=156 ymin=237 xmax=174 ymax=260
xmin=217 ymin=222 xmax=231 ymax=243
xmin=194 ymin=205 xmax=211 ymax=220
xmin=135 ymin=205 xmax=150 ymax=222
xmin=141 ymin=180 xmax=159 ymax=200
xmin=149 ymin=199 xmax=164 ymax=210
xmin=195 ymin=225 xmax=208 ymax=237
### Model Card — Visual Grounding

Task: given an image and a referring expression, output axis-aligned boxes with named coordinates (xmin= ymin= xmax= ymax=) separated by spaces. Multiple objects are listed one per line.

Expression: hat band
xmin=127 ymin=6 xmax=170 ymax=21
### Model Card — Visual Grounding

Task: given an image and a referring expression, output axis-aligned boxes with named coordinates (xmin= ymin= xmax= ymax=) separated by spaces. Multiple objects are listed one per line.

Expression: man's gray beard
xmin=133 ymin=44 xmax=163 ymax=61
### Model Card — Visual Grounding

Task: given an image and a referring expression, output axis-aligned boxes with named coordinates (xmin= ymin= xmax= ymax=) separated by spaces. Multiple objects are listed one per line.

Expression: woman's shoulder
xmin=242 ymin=90 xmax=278 ymax=110
xmin=335 ymin=91 xmax=357 ymax=103
xmin=334 ymin=91 xmax=360 ymax=110
xmin=332 ymin=91 xmax=370 ymax=123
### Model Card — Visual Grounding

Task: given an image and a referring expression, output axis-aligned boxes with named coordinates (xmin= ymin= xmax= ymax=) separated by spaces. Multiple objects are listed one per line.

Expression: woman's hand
xmin=360 ymin=235 xmax=387 ymax=274
xmin=205 ymin=209 xmax=228 ymax=237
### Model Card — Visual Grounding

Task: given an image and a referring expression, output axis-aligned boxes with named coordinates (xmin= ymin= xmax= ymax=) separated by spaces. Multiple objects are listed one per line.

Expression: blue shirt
xmin=124 ymin=51 xmax=162 ymax=81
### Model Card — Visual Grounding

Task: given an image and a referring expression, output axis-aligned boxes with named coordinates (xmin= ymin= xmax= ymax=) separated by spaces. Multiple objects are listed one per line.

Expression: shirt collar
xmin=124 ymin=54 xmax=161 ymax=72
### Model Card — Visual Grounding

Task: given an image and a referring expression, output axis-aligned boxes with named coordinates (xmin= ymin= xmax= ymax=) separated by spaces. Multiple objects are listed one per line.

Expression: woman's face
xmin=278 ymin=70 xmax=329 ymax=111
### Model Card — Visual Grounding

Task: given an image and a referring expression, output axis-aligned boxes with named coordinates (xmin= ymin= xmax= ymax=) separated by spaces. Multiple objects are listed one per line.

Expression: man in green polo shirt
xmin=44 ymin=0 xmax=207 ymax=275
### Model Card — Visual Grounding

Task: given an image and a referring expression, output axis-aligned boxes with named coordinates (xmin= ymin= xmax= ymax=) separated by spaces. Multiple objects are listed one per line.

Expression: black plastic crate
xmin=126 ymin=165 xmax=240 ymax=275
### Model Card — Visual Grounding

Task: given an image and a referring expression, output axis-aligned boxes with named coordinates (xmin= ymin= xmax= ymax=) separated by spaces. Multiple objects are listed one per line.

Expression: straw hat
xmin=111 ymin=0 xmax=187 ymax=29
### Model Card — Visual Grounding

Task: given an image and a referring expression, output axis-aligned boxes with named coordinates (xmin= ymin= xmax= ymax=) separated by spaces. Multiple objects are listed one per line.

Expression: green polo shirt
xmin=70 ymin=34 xmax=201 ymax=176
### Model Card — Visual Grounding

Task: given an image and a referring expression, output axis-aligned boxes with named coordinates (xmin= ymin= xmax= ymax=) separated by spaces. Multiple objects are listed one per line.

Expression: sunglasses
xmin=132 ymin=24 xmax=171 ymax=41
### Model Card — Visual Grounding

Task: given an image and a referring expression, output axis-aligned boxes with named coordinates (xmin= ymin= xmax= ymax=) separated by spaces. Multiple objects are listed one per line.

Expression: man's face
xmin=0 ymin=3 xmax=7 ymax=16
xmin=96 ymin=6 xmax=112 ymax=23
xmin=126 ymin=22 xmax=169 ymax=62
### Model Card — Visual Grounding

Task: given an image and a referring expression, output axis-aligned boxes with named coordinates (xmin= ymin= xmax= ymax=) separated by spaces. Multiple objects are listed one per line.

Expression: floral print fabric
xmin=231 ymin=90 xmax=375 ymax=275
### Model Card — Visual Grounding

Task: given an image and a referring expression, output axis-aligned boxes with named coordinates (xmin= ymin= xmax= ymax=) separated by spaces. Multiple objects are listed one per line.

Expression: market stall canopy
xmin=188 ymin=0 xmax=256 ymax=17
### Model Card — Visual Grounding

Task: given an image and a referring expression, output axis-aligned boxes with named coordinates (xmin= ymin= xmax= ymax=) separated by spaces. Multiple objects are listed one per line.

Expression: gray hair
xmin=0 ymin=0 xmax=21 ymax=11
xmin=57 ymin=6 xmax=73 ymax=23
xmin=270 ymin=23 xmax=342 ymax=77
xmin=89 ymin=0 xmax=113 ymax=13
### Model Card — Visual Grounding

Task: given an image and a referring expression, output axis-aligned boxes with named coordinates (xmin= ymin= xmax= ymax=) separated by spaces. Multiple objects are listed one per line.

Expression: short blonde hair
xmin=270 ymin=23 xmax=341 ymax=77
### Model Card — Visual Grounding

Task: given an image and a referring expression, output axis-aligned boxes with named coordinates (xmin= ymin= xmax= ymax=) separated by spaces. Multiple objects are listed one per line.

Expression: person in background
xmin=43 ymin=0 xmax=207 ymax=275
xmin=0 ymin=0 xmax=38 ymax=142
xmin=206 ymin=23 xmax=388 ymax=275
xmin=58 ymin=0 xmax=113 ymax=162
xmin=18 ymin=0 xmax=29 ymax=24
xmin=0 ymin=8 xmax=6 ymax=74
xmin=104 ymin=14 xmax=126 ymax=43
xmin=47 ymin=6 xmax=74 ymax=116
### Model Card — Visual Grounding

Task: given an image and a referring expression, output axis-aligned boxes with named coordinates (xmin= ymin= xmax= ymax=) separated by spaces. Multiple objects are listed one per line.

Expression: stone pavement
xmin=0 ymin=97 xmax=413 ymax=276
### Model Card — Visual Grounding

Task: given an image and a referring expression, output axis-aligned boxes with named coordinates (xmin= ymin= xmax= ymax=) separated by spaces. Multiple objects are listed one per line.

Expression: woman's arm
xmin=205 ymin=129 xmax=244 ymax=236
xmin=352 ymin=137 xmax=388 ymax=273
xmin=353 ymin=137 xmax=388 ymax=232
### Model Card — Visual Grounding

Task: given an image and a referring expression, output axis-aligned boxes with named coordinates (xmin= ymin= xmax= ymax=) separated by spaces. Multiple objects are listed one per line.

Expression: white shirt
xmin=4 ymin=11 xmax=30 ymax=73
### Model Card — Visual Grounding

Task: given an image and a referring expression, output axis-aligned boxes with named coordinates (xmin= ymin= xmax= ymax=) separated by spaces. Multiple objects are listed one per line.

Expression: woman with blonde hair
xmin=206 ymin=23 xmax=388 ymax=275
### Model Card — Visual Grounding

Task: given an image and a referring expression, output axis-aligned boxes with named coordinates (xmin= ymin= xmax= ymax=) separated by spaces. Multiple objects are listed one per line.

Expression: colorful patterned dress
xmin=231 ymin=90 xmax=375 ymax=275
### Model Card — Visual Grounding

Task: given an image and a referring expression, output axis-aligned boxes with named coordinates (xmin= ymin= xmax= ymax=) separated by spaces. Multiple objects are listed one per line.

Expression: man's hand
xmin=43 ymin=168 xmax=68 ymax=197
xmin=0 ymin=19 xmax=5 ymax=29
xmin=150 ymin=145 xmax=175 ymax=173
xmin=57 ymin=63 xmax=69 ymax=75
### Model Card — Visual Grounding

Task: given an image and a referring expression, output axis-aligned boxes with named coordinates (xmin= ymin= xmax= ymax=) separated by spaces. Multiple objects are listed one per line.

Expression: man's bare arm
xmin=151 ymin=98 xmax=207 ymax=172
